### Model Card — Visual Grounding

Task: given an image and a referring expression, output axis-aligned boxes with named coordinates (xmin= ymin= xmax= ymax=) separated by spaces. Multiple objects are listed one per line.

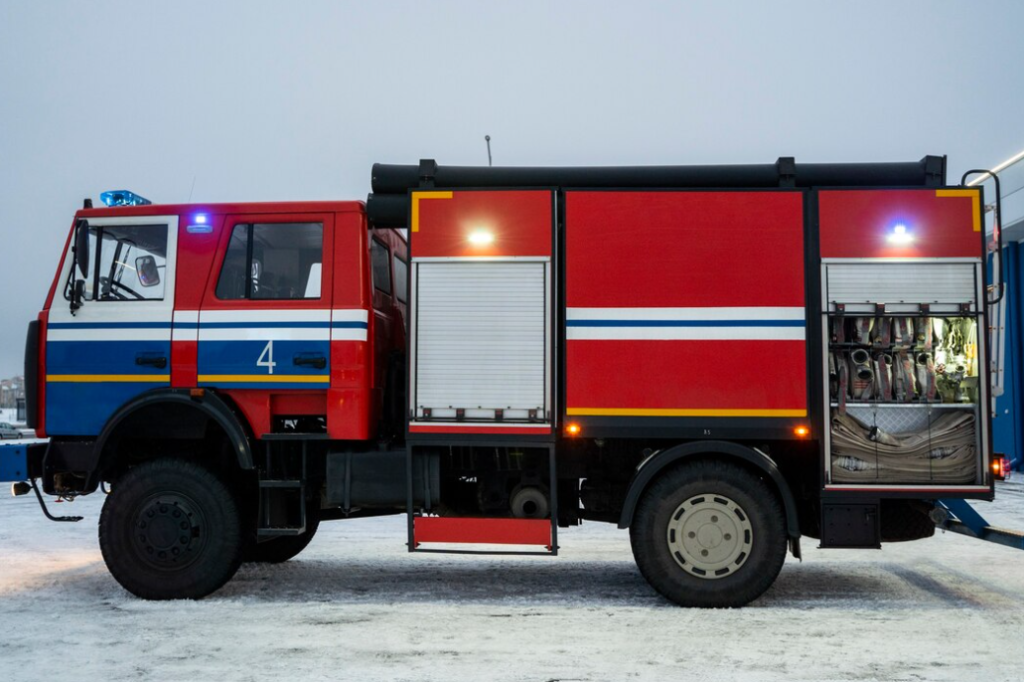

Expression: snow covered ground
xmin=1 ymin=474 xmax=1022 ymax=682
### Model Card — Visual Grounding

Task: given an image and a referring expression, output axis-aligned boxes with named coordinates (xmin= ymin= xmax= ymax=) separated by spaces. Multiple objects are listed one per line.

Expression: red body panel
xmin=565 ymin=191 xmax=807 ymax=418
xmin=819 ymin=189 xmax=982 ymax=259
xmin=567 ymin=340 xmax=808 ymax=414
xmin=411 ymin=190 xmax=552 ymax=258
xmin=566 ymin=191 xmax=805 ymax=308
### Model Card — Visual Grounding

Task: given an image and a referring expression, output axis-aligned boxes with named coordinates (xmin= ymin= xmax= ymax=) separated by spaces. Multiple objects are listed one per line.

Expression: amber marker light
xmin=794 ymin=425 xmax=810 ymax=438
xmin=566 ymin=423 xmax=581 ymax=437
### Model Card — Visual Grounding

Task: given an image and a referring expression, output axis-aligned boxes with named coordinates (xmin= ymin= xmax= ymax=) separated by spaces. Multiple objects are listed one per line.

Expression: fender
xmin=91 ymin=388 xmax=254 ymax=483
xmin=617 ymin=440 xmax=801 ymax=542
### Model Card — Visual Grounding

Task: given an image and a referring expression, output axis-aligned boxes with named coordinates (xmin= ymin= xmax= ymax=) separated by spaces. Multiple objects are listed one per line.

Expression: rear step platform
xmin=411 ymin=516 xmax=557 ymax=556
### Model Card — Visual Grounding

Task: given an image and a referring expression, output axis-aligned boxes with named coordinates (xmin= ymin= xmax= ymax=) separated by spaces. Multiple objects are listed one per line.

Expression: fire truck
xmin=3 ymin=156 xmax=1021 ymax=608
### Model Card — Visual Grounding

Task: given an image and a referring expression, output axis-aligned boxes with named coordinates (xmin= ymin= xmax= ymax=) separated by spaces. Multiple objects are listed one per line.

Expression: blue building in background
xmin=974 ymin=151 xmax=1024 ymax=471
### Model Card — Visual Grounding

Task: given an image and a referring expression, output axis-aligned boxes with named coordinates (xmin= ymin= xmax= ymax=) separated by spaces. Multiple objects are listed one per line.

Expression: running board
xmin=411 ymin=517 xmax=557 ymax=555
xmin=934 ymin=498 xmax=1024 ymax=550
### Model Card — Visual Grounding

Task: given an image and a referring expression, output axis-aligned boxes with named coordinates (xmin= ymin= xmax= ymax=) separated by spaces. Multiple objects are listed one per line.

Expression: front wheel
xmin=98 ymin=458 xmax=244 ymax=600
xmin=630 ymin=459 xmax=787 ymax=608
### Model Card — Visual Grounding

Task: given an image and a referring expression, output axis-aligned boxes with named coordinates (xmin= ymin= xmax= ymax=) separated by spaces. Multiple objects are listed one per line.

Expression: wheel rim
xmin=131 ymin=492 xmax=208 ymax=571
xmin=666 ymin=493 xmax=753 ymax=580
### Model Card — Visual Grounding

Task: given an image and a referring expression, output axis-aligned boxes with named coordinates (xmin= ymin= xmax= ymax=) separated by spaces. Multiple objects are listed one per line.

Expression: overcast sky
xmin=1 ymin=1 xmax=1023 ymax=377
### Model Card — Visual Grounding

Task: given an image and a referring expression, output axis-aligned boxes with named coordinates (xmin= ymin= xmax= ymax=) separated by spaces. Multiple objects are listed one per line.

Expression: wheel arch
xmin=617 ymin=440 xmax=801 ymax=542
xmin=90 ymin=388 xmax=254 ymax=486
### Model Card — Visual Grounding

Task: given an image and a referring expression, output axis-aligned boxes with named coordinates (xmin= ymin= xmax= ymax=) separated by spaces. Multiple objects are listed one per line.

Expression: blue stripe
xmin=200 ymin=321 xmax=330 ymax=329
xmin=49 ymin=322 xmax=171 ymax=329
xmin=566 ymin=319 xmax=806 ymax=328
xmin=173 ymin=323 xmax=199 ymax=330
xmin=331 ymin=322 xmax=369 ymax=329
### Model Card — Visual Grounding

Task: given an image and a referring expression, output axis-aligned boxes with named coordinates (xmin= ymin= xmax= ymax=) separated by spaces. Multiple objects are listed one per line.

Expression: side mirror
xmin=70 ymin=279 xmax=86 ymax=314
xmin=74 ymin=220 xmax=90 ymax=279
xmin=135 ymin=255 xmax=160 ymax=287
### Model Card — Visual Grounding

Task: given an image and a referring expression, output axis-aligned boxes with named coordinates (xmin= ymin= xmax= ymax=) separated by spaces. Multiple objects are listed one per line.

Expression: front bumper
xmin=0 ymin=441 xmax=46 ymax=482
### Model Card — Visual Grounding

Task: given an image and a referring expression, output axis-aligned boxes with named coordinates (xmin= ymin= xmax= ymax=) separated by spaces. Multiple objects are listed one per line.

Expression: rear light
xmin=992 ymin=455 xmax=1011 ymax=481
xmin=793 ymin=425 xmax=810 ymax=438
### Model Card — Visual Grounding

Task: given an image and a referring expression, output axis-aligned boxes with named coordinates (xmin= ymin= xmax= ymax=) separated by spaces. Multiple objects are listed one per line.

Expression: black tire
xmin=98 ymin=458 xmax=244 ymax=600
xmin=244 ymin=505 xmax=321 ymax=563
xmin=630 ymin=459 xmax=787 ymax=608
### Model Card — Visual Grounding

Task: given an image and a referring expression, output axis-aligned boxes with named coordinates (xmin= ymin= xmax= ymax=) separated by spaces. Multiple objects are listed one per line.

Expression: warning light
xmin=794 ymin=425 xmax=810 ymax=438
xmin=887 ymin=223 xmax=913 ymax=244
xmin=566 ymin=423 xmax=581 ymax=437
xmin=468 ymin=230 xmax=494 ymax=245
xmin=992 ymin=455 xmax=1010 ymax=481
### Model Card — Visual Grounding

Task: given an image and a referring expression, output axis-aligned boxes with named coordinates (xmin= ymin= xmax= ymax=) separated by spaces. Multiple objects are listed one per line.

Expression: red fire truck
xmin=6 ymin=156 xmax=1017 ymax=607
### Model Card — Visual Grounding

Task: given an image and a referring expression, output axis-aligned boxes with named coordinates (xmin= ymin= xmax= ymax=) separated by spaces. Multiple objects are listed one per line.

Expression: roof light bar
xmin=99 ymin=190 xmax=152 ymax=207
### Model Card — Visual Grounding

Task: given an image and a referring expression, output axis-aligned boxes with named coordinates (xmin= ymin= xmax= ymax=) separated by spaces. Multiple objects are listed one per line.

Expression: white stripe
xmin=172 ymin=329 xmax=198 ymax=342
xmin=567 ymin=327 xmax=806 ymax=341
xmin=331 ymin=309 xmax=369 ymax=323
xmin=47 ymin=328 xmax=170 ymax=342
xmin=200 ymin=328 xmax=330 ymax=342
xmin=200 ymin=309 xmax=331 ymax=323
xmin=331 ymin=328 xmax=368 ymax=342
xmin=173 ymin=310 xmax=200 ymax=324
xmin=567 ymin=306 xmax=805 ymax=321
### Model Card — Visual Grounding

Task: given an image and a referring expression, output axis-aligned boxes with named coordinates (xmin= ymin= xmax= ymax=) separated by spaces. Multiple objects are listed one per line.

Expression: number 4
xmin=257 ymin=340 xmax=276 ymax=374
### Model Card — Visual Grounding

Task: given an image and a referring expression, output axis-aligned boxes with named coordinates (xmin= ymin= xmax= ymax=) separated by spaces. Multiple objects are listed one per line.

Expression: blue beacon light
xmin=99 ymin=190 xmax=152 ymax=207
xmin=187 ymin=213 xmax=212 ymax=234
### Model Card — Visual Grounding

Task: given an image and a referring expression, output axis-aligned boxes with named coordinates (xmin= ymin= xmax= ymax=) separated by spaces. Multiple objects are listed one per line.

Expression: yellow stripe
xmin=566 ymin=407 xmax=808 ymax=418
xmin=410 ymin=190 xmax=453 ymax=232
xmin=936 ymin=189 xmax=982 ymax=231
xmin=197 ymin=374 xmax=330 ymax=384
xmin=47 ymin=374 xmax=170 ymax=383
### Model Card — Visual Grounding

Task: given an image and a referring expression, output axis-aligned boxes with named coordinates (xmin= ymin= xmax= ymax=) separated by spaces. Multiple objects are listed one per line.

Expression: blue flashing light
xmin=187 ymin=213 xmax=212 ymax=234
xmin=99 ymin=190 xmax=152 ymax=207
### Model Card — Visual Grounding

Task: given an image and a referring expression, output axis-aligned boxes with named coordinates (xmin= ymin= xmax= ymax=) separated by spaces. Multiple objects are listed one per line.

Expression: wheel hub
xmin=666 ymin=494 xmax=753 ymax=580
xmin=132 ymin=493 xmax=206 ymax=570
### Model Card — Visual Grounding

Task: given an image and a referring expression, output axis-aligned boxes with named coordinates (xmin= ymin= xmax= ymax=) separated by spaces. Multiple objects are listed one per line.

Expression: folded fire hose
xmin=830 ymin=410 xmax=977 ymax=483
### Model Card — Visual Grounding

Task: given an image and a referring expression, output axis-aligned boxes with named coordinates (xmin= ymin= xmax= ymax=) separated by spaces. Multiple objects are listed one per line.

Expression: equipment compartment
xmin=826 ymin=314 xmax=983 ymax=485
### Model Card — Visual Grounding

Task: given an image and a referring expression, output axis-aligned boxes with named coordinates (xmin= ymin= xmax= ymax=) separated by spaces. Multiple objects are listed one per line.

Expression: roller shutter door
xmin=414 ymin=261 xmax=548 ymax=420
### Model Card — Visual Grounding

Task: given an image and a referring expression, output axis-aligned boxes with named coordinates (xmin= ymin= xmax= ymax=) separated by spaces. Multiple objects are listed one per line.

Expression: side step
xmin=411 ymin=516 xmax=556 ymax=556
xmin=257 ymin=435 xmax=314 ymax=538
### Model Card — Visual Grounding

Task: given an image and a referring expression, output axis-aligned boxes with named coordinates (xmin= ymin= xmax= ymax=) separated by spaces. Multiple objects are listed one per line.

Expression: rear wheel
xmin=630 ymin=459 xmax=787 ymax=608
xmin=98 ymin=458 xmax=243 ymax=600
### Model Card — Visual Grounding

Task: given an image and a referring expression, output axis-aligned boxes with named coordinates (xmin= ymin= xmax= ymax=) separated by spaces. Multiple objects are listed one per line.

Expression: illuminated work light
xmin=468 ymin=230 xmax=494 ymax=245
xmin=887 ymin=223 xmax=913 ymax=244
xmin=99 ymin=190 xmax=152 ymax=207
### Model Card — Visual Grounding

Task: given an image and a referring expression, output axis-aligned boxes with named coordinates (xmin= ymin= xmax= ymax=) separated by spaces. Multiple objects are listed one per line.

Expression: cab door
xmin=46 ymin=215 xmax=179 ymax=435
xmin=198 ymin=215 xmax=333 ymax=431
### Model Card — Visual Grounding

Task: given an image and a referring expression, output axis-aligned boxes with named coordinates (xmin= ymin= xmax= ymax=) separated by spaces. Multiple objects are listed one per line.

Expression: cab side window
xmin=216 ymin=222 xmax=323 ymax=300
xmin=393 ymin=254 xmax=408 ymax=303
xmin=371 ymin=238 xmax=392 ymax=295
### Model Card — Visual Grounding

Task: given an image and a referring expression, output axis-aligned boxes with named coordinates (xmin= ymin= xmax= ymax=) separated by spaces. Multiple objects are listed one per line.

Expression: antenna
xmin=188 ymin=175 xmax=197 ymax=202
xmin=485 ymin=135 xmax=493 ymax=167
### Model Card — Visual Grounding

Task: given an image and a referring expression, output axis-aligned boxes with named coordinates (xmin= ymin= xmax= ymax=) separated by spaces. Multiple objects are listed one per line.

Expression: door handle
xmin=135 ymin=353 xmax=167 ymax=369
xmin=293 ymin=353 xmax=326 ymax=370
